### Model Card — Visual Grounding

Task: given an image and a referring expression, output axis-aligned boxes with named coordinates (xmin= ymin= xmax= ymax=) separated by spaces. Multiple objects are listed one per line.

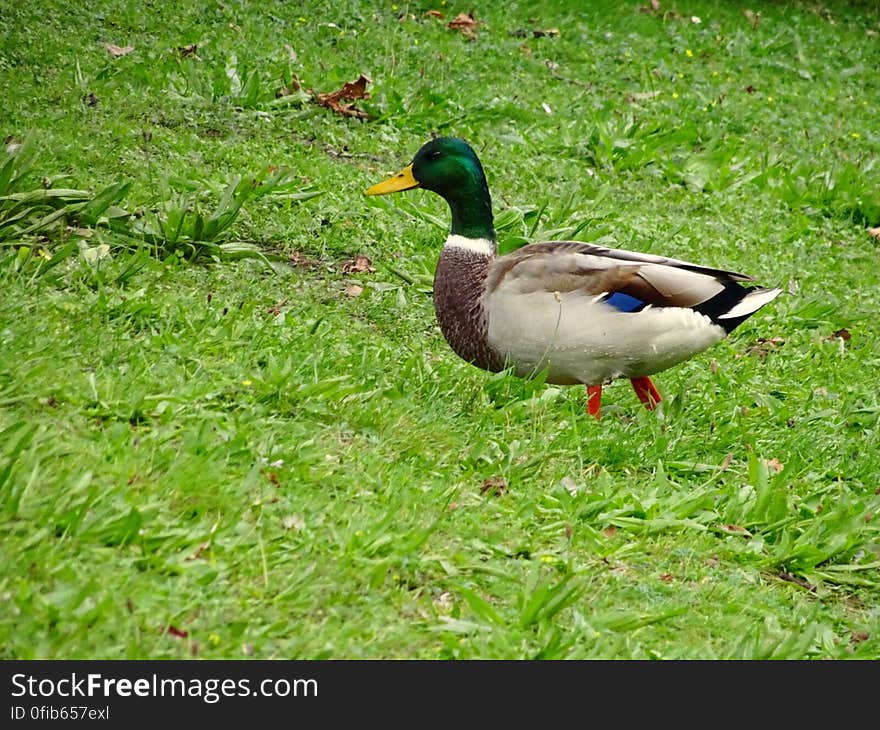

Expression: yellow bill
xmin=364 ymin=164 xmax=419 ymax=196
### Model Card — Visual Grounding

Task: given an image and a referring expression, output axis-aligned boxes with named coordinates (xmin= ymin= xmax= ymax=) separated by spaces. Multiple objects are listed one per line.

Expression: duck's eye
xmin=428 ymin=150 xmax=442 ymax=160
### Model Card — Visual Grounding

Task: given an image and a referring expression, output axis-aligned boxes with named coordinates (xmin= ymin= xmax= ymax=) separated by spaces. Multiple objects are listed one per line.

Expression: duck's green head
xmin=365 ymin=137 xmax=495 ymax=240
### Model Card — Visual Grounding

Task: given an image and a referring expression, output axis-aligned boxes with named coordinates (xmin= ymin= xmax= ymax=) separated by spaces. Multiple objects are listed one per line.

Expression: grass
xmin=1 ymin=0 xmax=879 ymax=659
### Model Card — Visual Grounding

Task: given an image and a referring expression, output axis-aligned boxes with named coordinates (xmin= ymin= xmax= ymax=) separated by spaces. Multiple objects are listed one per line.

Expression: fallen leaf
xmin=342 ymin=254 xmax=375 ymax=273
xmin=177 ymin=44 xmax=201 ymax=59
xmin=166 ymin=625 xmax=189 ymax=639
xmin=565 ymin=523 xmax=573 ymax=540
xmin=264 ymin=470 xmax=281 ymax=485
xmin=744 ymin=9 xmax=761 ymax=30
xmin=433 ymin=591 xmax=454 ymax=613
xmin=851 ymin=630 xmax=869 ymax=644
xmin=316 ymin=74 xmax=373 ymax=120
xmin=739 ymin=336 xmax=784 ymax=359
xmin=779 ymin=571 xmax=816 ymax=592
xmin=345 ymin=284 xmax=364 ymax=297
xmin=559 ymin=476 xmax=582 ymax=495
xmin=765 ymin=457 xmax=784 ymax=473
xmin=706 ymin=556 xmax=719 ymax=567
xmin=721 ymin=524 xmax=751 ymax=536
xmin=447 ymin=12 xmax=478 ymax=37
xmin=288 ymin=251 xmax=321 ymax=268
xmin=511 ymin=28 xmax=560 ymax=38
xmin=721 ymin=453 xmax=734 ymax=469
xmin=660 ymin=573 xmax=674 ymax=583
xmin=868 ymin=226 xmax=880 ymax=239
xmin=187 ymin=542 xmax=210 ymax=561
xmin=104 ymin=43 xmax=135 ymax=57
xmin=603 ymin=526 xmax=617 ymax=539
xmin=425 ymin=10 xmax=445 ymax=19
xmin=826 ymin=327 xmax=851 ymax=343
xmin=266 ymin=299 xmax=287 ymax=316
xmin=480 ymin=476 xmax=507 ymax=496
xmin=745 ymin=85 xmax=757 ymax=94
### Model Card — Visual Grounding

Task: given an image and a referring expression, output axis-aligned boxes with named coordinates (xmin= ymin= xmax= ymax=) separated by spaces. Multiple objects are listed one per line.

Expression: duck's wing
xmin=486 ymin=240 xmax=777 ymax=330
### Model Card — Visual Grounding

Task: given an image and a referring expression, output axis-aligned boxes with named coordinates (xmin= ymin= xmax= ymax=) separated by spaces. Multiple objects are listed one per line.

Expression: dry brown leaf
xmin=779 ymin=571 xmax=816 ymax=592
xmin=266 ymin=299 xmax=287 ymax=316
xmin=744 ymin=9 xmax=761 ymax=30
xmin=851 ymin=630 xmax=869 ymax=644
xmin=721 ymin=524 xmax=750 ymax=535
xmin=660 ymin=573 xmax=674 ymax=583
xmin=825 ymin=327 xmax=851 ymax=343
xmin=177 ymin=44 xmax=200 ymax=59
xmin=342 ymin=254 xmax=375 ymax=274
xmin=447 ymin=12 xmax=478 ymax=37
xmin=425 ymin=9 xmax=445 ymax=19
xmin=480 ymin=476 xmax=507 ymax=497
xmin=765 ymin=457 xmax=784 ymax=473
xmin=316 ymin=74 xmax=373 ymax=120
xmin=603 ymin=526 xmax=617 ymax=539
xmin=104 ymin=43 xmax=135 ymax=57
xmin=288 ymin=251 xmax=321 ymax=268
xmin=344 ymin=284 xmax=364 ymax=297
xmin=739 ymin=336 xmax=784 ymax=359
xmin=264 ymin=470 xmax=281 ymax=485
xmin=867 ymin=226 xmax=880 ymax=239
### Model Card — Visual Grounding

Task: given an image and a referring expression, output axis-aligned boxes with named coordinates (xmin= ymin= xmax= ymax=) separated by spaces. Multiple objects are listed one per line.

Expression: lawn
xmin=1 ymin=0 xmax=879 ymax=659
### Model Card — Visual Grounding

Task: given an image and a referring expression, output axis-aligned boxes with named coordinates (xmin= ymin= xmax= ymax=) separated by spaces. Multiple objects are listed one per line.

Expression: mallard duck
xmin=365 ymin=137 xmax=780 ymax=418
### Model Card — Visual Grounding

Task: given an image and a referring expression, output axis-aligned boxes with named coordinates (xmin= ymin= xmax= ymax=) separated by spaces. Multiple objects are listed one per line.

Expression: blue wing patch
xmin=604 ymin=292 xmax=646 ymax=312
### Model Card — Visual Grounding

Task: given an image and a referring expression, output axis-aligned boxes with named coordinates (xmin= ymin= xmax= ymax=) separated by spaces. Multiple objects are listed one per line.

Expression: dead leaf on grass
xmin=316 ymin=74 xmax=373 ymax=120
xmin=660 ymin=573 xmax=674 ymax=583
xmin=425 ymin=10 xmax=445 ymax=19
xmin=344 ymin=284 xmax=364 ymax=297
xmin=825 ymin=327 xmax=851 ymax=343
xmin=104 ymin=43 xmax=135 ymax=57
xmin=850 ymin=630 xmax=869 ymax=644
xmin=447 ymin=12 xmax=478 ymax=37
xmin=868 ymin=226 xmax=880 ymax=239
xmin=288 ymin=251 xmax=321 ymax=268
xmin=738 ymin=336 xmax=784 ymax=359
xmin=480 ymin=476 xmax=507 ymax=496
xmin=779 ymin=571 xmax=816 ymax=592
xmin=342 ymin=254 xmax=375 ymax=273
xmin=765 ymin=457 xmax=784 ymax=473
xmin=266 ymin=299 xmax=287 ymax=316
xmin=603 ymin=526 xmax=618 ymax=539
xmin=744 ymin=9 xmax=762 ymax=30
xmin=166 ymin=625 xmax=189 ymax=639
